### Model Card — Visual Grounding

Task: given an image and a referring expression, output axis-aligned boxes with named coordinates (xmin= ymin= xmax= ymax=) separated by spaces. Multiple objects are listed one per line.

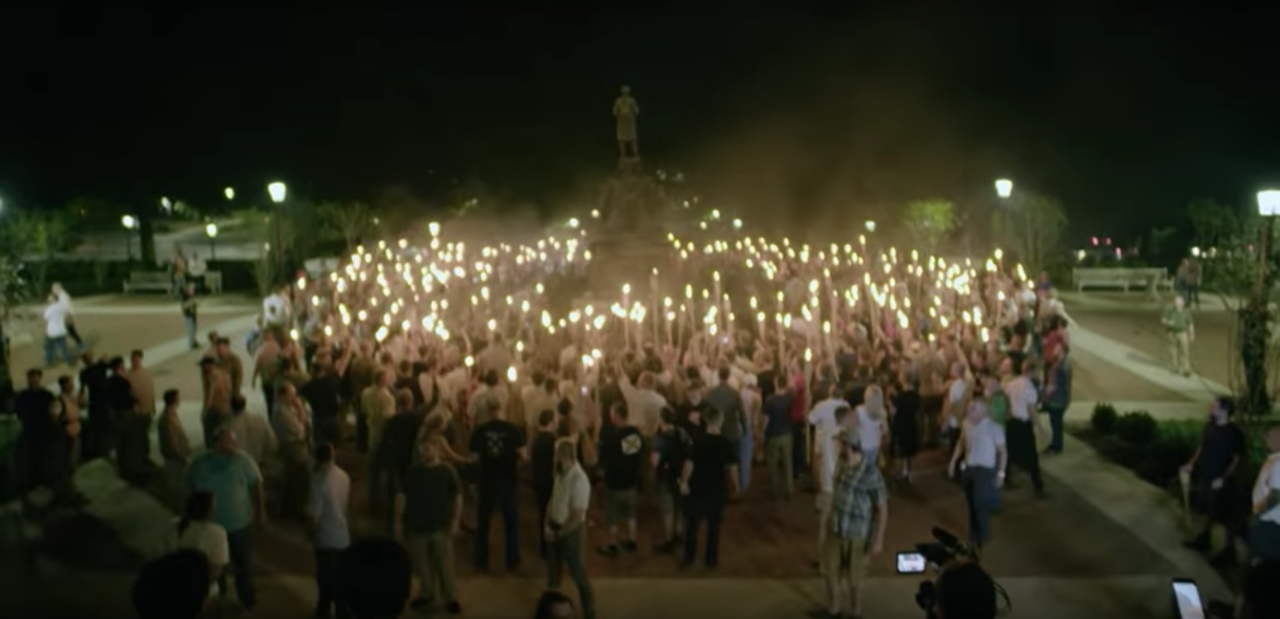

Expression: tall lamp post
xmin=995 ymin=178 xmax=1013 ymax=200
xmin=267 ymin=182 xmax=287 ymax=281
xmin=122 ymin=215 xmax=138 ymax=263
xmin=1257 ymin=190 xmax=1280 ymax=294
xmin=205 ymin=223 xmax=219 ymax=260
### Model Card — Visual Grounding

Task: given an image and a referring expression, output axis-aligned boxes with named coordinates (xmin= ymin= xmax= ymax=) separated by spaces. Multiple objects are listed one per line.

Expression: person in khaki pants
xmin=1162 ymin=295 xmax=1195 ymax=376
xmin=396 ymin=437 xmax=463 ymax=615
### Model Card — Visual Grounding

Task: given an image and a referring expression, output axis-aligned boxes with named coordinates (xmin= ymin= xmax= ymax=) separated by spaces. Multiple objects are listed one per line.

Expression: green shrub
xmin=1091 ymin=403 xmax=1119 ymax=435
xmin=1115 ymin=411 xmax=1158 ymax=447
xmin=1097 ymin=435 xmax=1141 ymax=468
xmin=1133 ymin=436 xmax=1195 ymax=486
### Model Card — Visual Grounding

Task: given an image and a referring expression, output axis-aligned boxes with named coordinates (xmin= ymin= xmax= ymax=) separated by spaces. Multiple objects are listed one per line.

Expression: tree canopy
xmin=902 ymin=198 xmax=957 ymax=255
xmin=989 ymin=193 xmax=1069 ymax=272
xmin=1186 ymin=197 xmax=1268 ymax=301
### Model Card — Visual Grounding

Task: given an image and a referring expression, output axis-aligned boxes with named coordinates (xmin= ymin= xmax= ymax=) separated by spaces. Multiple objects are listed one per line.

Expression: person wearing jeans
xmin=43 ymin=293 xmax=75 ymax=367
xmin=1041 ymin=343 xmax=1072 ymax=455
xmin=546 ymin=439 xmax=595 ymax=619
xmin=762 ymin=375 xmax=795 ymax=500
xmin=188 ymin=426 xmax=264 ymax=613
xmin=309 ymin=444 xmax=351 ymax=619
xmin=949 ymin=402 xmax=1007 ymax=550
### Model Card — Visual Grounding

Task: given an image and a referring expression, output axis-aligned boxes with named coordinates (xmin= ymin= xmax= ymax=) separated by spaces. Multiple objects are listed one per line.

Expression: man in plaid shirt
xmin=813 ymin=432 xmax=889 ymax=619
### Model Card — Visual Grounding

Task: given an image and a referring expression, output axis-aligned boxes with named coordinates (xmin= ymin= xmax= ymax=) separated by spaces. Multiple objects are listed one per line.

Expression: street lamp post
xmin=267 ymin=182 xmax=287 ymax=281
xmin=122 ymin=215 xmax=137 ymax=263
xmin=995 ymin=179 xmax=1014 ymax=200
xmin=1255 ymin=190 xmax=1280 ymax=294
xmin=206 ymin=223 xmax=219 ymax=260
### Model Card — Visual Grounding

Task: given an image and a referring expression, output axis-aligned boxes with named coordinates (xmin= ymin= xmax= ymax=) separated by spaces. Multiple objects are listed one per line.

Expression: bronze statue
xmin=613 ymin=85 xmax=640 ymax=160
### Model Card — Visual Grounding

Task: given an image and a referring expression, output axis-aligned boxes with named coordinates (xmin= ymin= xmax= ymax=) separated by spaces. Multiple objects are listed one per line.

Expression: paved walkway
xmin=0 ymin=294 xmax=1240 ymax=618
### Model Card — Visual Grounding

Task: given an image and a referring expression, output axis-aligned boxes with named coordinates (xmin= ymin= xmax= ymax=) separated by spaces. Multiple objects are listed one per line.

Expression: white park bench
xmin=123 ymin=270 xmax=222 ymax=294
xmin=1072 ymin=267 xmax=1173 ymax=292
xmin=122 ymin=271 xmax=172 ymax=294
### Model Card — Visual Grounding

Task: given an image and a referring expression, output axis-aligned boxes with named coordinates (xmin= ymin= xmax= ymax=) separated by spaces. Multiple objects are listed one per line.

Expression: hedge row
xmin=1086 ymin=403 xmax=1269 ymax=491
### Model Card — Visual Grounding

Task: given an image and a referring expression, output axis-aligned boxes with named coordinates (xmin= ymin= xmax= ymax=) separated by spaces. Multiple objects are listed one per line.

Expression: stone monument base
xmin=587 ymin=235 xmax=673 ymax=299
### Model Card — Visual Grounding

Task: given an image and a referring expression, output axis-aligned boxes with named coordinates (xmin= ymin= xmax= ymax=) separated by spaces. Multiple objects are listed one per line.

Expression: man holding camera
xmin=811 ymin=431 xmax=888 ymax=619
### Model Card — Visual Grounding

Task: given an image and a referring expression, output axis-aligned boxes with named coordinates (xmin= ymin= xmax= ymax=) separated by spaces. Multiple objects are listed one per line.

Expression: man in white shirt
xmin=189 ymin=252 xmax=208 ymax=292
xmin=545 ymin=438 xmax=595 ymax=619
xmin=51 ymin=283 xmax=84 ymax=348
xmin=809 ymin=383 xmax=850 ymax=510
xmin=1249 ymin=424 xmax=1280 ymax=562
xmin=263 ymin=284 xmax=291 ymax=330
xmin=616 ymin=368 xmax=668 ymax=438
xmin=813 ymin=406 xmax=853 ymax=558
xmin=1003 ymin=361 xmax=1046 ymax=496
xmin=948 ymin=401 xmax=1007 ymax=550
xmin=309 ymin=443 xmax=351 ymax=619
xmin=43 ymin=293 xmax=75 ymax=367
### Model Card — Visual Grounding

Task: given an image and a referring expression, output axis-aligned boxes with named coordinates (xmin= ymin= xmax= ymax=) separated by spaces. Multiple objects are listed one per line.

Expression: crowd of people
xmin=9 ymin=228 xmax=1280 ymax=619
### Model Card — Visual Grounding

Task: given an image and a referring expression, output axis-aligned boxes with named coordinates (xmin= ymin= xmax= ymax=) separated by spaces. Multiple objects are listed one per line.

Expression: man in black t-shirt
xmin=679 ymin=406 xmax=739 ymax=569
xmin=468 ymin=400 xmax=526 ymax=571
xmin=1182 ymin=396 xmax=1248 ymax=565
xmin=678 ymin=381 xmax=711 ymax=439
xmin=79 ymin=353 xmax=111 ymax=461
xmin=653 ymin=406 xmax=692 ymax=554
xmin=597 ymin=401 xmax=645 ymax=557
xmin=529 ymin=409 xmax=559 ymax=558
xmin=15 ymin=369 xmax=56 ymax=495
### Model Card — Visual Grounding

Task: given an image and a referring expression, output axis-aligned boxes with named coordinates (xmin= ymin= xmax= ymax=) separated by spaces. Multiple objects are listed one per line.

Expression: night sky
xmin=3 ymin=1 xmax=1280 ymax=239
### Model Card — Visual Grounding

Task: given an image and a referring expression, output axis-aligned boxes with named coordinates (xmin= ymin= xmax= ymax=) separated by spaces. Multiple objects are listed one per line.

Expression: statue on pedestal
xmin=586 ymin=85 xmax=670 ymax=296
xmin=613 ymin=85 xmax=640 ymax=161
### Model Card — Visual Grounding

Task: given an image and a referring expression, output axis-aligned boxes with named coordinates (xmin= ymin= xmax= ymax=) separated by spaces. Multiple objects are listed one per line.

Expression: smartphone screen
xmin=1171 ymin=580 xmax=1205 ymax=619
xmin=896 ymin=551 xmax=926 ymax=574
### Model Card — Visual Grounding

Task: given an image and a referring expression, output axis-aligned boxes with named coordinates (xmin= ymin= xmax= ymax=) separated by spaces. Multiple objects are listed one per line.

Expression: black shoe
xmin=410 ymin=597 xmax=433 ymax=610
xmin=445 ymin=601 xmax=462 ymax=615
xmin=621 ymin=540 xmax=638 ymax=553
xmin=654 ymin=541 xmax=675 ymax=554
xmin=1183 ymin=538 xmax=1210 ymax=552
xmin=597 ymin=544 xmax=620 ymax=557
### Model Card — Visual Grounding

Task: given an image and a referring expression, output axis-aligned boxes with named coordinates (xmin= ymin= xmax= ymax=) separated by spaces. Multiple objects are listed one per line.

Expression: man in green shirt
xmin=1162 ymin=295 xmax=1195 ymax=376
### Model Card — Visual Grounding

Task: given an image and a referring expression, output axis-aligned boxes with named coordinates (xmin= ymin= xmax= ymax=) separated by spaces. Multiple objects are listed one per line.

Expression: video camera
xmin=895 ymin=526 xmax=977 ymax=576
xmin=897 ymin=527 xmax=1008 ymax=619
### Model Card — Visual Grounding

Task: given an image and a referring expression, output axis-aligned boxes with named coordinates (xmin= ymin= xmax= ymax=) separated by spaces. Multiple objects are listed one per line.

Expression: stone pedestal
xmin=587 ymin=235 xmax=673 ymax=297
xmin=588 ymin=157 xmax=672 ymax=298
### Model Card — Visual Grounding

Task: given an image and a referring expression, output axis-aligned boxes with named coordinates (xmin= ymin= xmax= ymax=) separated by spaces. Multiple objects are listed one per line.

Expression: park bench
xmin=122 ymin=271 xmax=172 ymax=294
xmin=203 ymin=271 xmax=223 ymax=294
xmin=1072 ymin=267 xmax=1173 ymax=292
